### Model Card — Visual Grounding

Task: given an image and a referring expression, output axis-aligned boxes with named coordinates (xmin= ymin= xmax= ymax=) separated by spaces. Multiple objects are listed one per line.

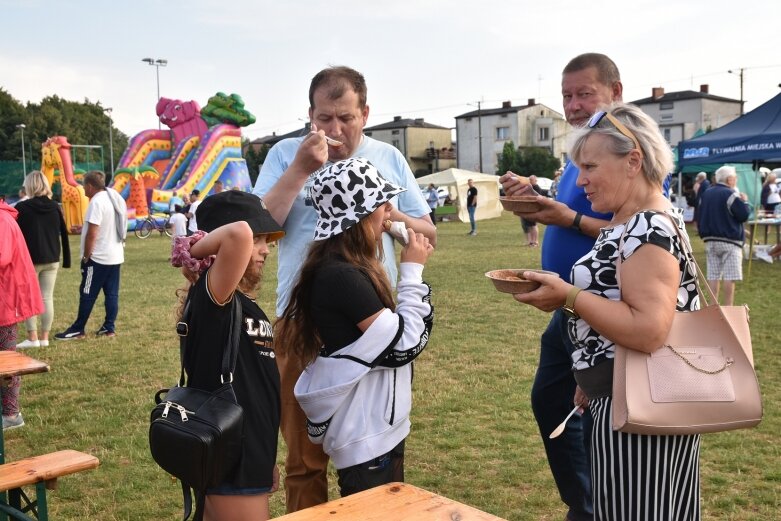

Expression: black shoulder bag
xmin=149 ymin=293 xmax=244 ymax=521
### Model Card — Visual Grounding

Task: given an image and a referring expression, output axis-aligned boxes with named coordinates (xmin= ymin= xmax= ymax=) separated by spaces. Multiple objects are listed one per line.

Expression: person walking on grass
xmin=55 ymin=171 xmax=126 ymax=340
xmin=696 ymin=165 xmax=750 ymax=306
xmin=14 ymin=171 xmax=71 ymax=349
xmin=466 ymin=179 xmax=478 ymax=235
xmin=426 ymin=183 xmax=438 ymax=225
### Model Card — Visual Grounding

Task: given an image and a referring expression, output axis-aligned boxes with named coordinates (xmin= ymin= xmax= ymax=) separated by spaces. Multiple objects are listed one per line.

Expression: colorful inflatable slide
xmin=111 ymin=92 xmax=256 ymax=220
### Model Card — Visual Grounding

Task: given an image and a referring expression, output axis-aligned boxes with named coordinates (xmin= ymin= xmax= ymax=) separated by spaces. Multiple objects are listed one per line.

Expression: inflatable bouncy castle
xmin=111 ymin=92 xmax=256 ymax=221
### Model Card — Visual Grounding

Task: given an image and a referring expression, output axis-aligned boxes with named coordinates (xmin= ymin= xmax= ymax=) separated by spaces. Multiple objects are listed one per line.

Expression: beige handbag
xmin=611 ymin=215 xmax=763 ymax=435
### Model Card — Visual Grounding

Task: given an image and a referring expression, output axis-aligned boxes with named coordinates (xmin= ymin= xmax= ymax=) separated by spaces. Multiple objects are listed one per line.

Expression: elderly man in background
xmin=696 ymin=165 xmax=750 ymax=305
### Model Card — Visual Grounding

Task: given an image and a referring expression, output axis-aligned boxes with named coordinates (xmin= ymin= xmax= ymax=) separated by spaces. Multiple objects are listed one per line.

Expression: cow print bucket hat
xmin=311 ymin=157 xmax=406 ymax=241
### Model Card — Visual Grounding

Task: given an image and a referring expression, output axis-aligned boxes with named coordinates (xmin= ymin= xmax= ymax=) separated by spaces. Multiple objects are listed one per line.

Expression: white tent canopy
xmin=416 ymin=168 xmax=502 ymax=222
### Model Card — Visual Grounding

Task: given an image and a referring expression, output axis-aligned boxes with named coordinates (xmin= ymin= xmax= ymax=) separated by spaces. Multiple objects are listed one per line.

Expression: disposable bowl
xmin=485 ymin=268 xmax=556 ymax=294
xmin=499 ymin=196 xmax=540 ymax=213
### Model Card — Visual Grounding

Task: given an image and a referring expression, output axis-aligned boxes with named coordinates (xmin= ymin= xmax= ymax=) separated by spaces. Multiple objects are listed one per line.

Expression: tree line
xmin=496 ymin=141 xmax=561 ymax=178
xmin=0 ymin=88 xmax=129 ymax=170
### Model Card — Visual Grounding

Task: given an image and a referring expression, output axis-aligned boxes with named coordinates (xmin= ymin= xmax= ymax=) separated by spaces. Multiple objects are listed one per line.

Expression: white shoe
xmin=40 ymin=340 xmax=49 ymax=347
xmin=756 ymin=251 xmax=773 ymax=264
xmin=16 ymin=339 xmax=40 ymax=349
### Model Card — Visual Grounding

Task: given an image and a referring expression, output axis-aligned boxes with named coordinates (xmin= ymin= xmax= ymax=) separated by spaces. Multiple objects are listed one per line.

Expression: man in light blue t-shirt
xmin=253 ymin=66 xmax=436 ymax=514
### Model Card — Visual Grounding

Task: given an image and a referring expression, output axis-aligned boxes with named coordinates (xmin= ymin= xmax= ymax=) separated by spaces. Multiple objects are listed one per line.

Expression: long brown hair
xmin=276 ymin=217 xmax=394 ymax=367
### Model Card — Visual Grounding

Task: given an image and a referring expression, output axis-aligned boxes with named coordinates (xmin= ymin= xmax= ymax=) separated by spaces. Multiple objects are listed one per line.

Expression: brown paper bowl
xmin=500 ymin=196 xmax=540 ymax=213
xmin=485 ymin=269 xmax=557 ymax=294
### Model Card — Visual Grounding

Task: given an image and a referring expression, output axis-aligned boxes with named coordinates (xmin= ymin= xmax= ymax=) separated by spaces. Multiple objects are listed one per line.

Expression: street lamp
xmin=16 ymin=124 xmax=26 ymax=176
xmin=728 ymin=68 xmax=745 ymax=115
xmin=104 ymin=108 xmax=114 ymax=175
xmin=142 ymin=57 xmax=168 ymax=129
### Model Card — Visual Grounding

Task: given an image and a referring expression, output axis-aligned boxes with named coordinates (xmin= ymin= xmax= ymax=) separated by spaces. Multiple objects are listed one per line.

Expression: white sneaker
xmin=40 ymin=340 xmax=49 ymax=347
xmin=756 ymin=251 xmax=774 ymax=264
xmin=16 ymin=339 xmax=40 ymax=349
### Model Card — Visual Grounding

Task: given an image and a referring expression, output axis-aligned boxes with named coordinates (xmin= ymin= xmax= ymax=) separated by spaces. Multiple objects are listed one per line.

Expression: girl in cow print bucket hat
xmin=311 ymin=157 xmax=406 ymax=240
xmin=277 ymin=157 xmax=434 ymax=497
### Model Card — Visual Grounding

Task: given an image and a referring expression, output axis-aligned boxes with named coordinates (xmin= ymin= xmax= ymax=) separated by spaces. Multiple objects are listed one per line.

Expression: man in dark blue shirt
xmin=500 ymin=53 xmax=623 ymax=521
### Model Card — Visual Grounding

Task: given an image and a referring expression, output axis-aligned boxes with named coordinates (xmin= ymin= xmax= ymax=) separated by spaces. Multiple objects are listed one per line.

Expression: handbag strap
xmin=615 ymin=210 xmax=750 ymax=356
xmin=615 ymin=209 xmax=718 ymax=306
xmin=178 ymin=289 xmax=243 ymax=386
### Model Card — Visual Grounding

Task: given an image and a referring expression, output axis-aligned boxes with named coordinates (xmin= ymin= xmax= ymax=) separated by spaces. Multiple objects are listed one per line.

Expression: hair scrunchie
xmin=171 ymin=231 xmax=214 ymax=273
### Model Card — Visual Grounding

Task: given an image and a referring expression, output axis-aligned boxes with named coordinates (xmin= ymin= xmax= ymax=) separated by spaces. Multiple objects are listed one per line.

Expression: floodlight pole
xmin=142 ymin=57 xmax=168 ymax=129
xmin=16 ymin=124 xmax=27 ymax=175
xmin=104 ymin=108 xmax=114 ymax=174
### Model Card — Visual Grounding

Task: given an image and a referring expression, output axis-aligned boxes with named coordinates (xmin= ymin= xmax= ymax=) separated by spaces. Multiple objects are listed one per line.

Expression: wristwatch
xmin=571 ymin=212 xmax=583 ymax=232
xmin=562 ymin=286 xmax=582 ymax=319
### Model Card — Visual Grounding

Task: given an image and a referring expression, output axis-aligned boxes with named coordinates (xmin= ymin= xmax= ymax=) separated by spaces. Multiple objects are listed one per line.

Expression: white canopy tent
xmin=416 ymin=168 xmax=502 ymax=222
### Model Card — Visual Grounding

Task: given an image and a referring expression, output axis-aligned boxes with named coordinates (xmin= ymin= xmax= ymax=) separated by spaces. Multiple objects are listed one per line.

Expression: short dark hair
xmin=309 ymin=66 xmax=367 ymax=109
xmin=84 ymin=170 xmax=106 ymax=190
xmin=563 ymin=53 xmax=621 ymax=87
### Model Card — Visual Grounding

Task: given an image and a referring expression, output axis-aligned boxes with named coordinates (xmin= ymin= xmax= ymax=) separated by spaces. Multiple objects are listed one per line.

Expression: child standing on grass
xmin=172 ymin=190 xmax=284 ymax=521
xmin=168 ymin=204 xmax=187 ymax=244
xmin=277 ymin=158 xmax=434 ymax=497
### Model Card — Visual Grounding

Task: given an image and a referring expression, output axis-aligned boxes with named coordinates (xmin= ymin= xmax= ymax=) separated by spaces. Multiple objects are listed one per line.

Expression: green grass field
xmin=6 ymin=213 xmax=780 ymax=520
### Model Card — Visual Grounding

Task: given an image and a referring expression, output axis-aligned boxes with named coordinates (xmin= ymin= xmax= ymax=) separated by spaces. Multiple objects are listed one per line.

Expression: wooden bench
xmin=0 ymin=450 xmax=99 ymax=521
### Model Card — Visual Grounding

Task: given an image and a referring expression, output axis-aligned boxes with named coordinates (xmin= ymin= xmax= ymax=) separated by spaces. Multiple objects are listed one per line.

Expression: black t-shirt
xmin=182 ymin=272 xmax=280 ymax=488
xmin=310 ymin=259 xmax=385 ymax=355
xmin=467 ymin=186 xmax=478 ymax=207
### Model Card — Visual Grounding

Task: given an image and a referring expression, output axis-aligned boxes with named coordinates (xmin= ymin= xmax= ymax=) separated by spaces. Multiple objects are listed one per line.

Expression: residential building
xmin=245 ymin=123 xmax=311 ymax=154
xmin=364 ymin=116 xmax=455 ymax=176
xmin=631 ymin=85 xmax=741 ymax=147
xmin=455 ymin=99 xmax=567 ymax=174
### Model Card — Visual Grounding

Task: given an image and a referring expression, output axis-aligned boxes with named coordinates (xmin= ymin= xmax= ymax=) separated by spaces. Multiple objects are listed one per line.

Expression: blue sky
xmin=3 ymin=0 xmax=780 ymax=140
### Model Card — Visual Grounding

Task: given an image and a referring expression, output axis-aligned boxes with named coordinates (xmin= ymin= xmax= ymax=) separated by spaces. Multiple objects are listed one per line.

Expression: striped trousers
xmin=590 ymin=396 xmax=701 ymax=520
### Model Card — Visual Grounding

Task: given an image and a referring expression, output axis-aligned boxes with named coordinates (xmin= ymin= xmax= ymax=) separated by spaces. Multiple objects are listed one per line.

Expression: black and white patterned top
xmin=568 ymin=209 xmax=700 ymax=371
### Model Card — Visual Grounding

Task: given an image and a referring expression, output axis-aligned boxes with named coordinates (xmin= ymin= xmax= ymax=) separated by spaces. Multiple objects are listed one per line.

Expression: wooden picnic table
xmin=0 ymin=351 xmax=50 ymax=463
xmin=274 ymin=482 xmax=507 ymax=521
xmin=0 ymin=351 xmax=50 ymax=379
xmin=0 ymin=351 xmax=51 ymax=520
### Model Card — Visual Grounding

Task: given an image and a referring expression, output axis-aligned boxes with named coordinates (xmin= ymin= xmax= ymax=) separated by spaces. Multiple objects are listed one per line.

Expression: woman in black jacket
xmin=14 ymin=171 xmax=71 ymax=348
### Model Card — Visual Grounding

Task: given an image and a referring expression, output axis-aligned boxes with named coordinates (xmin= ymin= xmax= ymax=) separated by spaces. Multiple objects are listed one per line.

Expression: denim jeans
xmin=467 ymin=206 xmax=476 ymax=232
xmin=69 ymin=259 xmax=121 ymax=333
xmin=531 ymin=309 xmax=593 ymax=521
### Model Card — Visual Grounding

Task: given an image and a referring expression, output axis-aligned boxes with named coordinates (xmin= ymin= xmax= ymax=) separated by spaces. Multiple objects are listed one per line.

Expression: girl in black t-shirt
xmin=277 ymin=158 xmax=434 ymax=497
xmin=172 ymin=190 xmax=285 ymax=521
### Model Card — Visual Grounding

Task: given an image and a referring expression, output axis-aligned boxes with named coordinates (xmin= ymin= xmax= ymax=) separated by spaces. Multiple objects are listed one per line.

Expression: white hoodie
xmin=294 ymin=263 xmax=433 ymax=469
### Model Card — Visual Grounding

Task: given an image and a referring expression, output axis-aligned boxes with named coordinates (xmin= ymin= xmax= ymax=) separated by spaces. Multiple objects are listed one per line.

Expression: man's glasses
xmin=588 ymin=111 xmax=642 ymax=154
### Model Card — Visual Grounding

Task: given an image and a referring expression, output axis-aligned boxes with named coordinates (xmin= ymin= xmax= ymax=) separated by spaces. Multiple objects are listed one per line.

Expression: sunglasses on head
xmin=588 ymin=111 xmax=642 ymax=153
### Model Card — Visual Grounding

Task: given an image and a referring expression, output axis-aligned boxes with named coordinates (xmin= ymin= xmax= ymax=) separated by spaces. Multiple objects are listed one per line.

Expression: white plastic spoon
xmin=548 ymin=405 xmax=581 ymax=439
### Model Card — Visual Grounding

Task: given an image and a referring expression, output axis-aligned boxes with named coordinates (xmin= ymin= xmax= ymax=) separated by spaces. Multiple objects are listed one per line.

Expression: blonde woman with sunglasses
xmin=516 ymin=103 xmax=701 ymax=520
